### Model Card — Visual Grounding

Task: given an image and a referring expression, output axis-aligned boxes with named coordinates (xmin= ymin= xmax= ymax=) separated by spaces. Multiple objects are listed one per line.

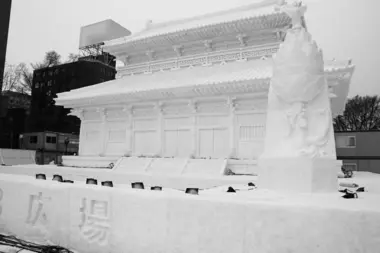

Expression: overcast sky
xmin=6 ymin=0 xmax=380 ymax=97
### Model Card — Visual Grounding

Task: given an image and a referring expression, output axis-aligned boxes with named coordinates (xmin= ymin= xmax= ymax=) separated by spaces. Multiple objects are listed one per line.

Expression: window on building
xmin=47 ymin=80 xmax=52 ymax=86
xmin=42 ymin=72 xmax=46 ymax=77
xmin=29 ymin=136 xmax=38 ymax=144
xmin=35 ymin=82 xmax=40 ymax=89
xmin=40 ymin=82 xmax=45 ymax=88
xmin=46 ymin=136 xmax=57 ymax=144
xmin=54 ymin=69 xmax=59 ymax=75
xmin=49 ymin=70 xmax=53 ymax=76
xmin=336 ymin=136 xmax=356 ymax=148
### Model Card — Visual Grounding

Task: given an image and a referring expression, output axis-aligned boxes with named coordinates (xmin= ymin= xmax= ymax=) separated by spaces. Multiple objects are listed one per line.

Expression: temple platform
xmin=0 ymin=156 xmax=343 ymax=190
xmin=0 ymin=164 xmax=255 ymax=191
xmin=0 ymin=172 xmax=379 ymax=253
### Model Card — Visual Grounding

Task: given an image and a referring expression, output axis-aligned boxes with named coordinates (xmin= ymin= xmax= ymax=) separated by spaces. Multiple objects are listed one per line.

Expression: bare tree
xmin=1 ymin=62 xmax=33 ymax=94
xmin=32 ymin=50 xmax=62 ymax=70
xmin=2 ymin=63 xmax=24 ymax=91
xmin=17 ymin=68 xmax=33 ymax=94
xmin=334 ymin=95 xmax=380 ymax=131
xmin=66 ymin=53 xmax=81 ymax=63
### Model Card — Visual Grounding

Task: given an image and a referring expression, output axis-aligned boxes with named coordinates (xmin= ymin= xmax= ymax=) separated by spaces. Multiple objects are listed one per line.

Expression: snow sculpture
xmin=258 ymin=1 xmax=338 ymax=193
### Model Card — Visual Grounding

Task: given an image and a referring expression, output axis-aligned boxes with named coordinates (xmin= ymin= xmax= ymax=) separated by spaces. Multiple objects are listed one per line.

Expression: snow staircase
xmin=113 ymin=157 xmax=153 ymax=174
xmin=146 ymin=158 xmax=188 ymax=176
xmin=112 ymin=157 xmax=228 ymax=176
xmin=181 ymin=158 xmax=227 ymax=176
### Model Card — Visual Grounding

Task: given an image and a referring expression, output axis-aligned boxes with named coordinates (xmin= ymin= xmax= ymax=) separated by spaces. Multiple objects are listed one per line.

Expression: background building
xmin=0 ymin=91 xmax=31 ymax=149
xmin=335 ymin=131 xmax=380 ymax=174
xmin=27 ymin=53 xmax=116 ymax=134
xmin=20 ymin=131 xmax=79 ymax=164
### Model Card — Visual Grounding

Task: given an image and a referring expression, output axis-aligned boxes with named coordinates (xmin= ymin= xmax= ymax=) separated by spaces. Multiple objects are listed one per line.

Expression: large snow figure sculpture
xmin=258 ymin=1 xmax=338 ymax=193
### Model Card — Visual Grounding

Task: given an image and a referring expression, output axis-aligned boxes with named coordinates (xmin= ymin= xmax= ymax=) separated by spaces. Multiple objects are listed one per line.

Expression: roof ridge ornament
xmin=277 ymin=1 xmax=307 ymax=30
xmin=68 ymin=109 xmax=84 ymax=120
xmin=275 ymin=0 xmax=287 ymax=11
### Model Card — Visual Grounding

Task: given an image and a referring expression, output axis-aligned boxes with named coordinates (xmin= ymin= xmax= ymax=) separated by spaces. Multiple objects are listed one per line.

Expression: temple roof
xmin=56 ymin=60 xmax=272 ymax=103
xmin=103 ymin=0 xmax=284 ymax=48
xmin=55 ymin=59 xmax=354 ymax=109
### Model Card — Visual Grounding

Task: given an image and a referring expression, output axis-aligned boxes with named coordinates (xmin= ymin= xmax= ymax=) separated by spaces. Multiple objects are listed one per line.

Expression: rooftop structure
xmin=79 ymin=19 xmax=132 ymax=49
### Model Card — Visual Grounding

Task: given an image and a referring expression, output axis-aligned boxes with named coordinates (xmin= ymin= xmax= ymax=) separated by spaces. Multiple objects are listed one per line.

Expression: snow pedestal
xmin=258 ymin=157 xmax=337 ymax=193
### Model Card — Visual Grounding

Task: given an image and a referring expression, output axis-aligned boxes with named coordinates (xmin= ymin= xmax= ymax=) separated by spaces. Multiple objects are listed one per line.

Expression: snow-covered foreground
xmin=0 ymin=172 xmax=379 ymax=253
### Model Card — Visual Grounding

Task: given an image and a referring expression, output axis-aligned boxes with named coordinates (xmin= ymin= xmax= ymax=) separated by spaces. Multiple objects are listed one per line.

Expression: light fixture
xmin=52 ymin=174 xmax=63 ymax=182
xmin=131 ymin=182 xmax=144 ymax=189
xmin=36 ymin=174 xmax=46 ymax=180
xmin=86 ymin=178 xmax=98 ymax=185
xmin=185 ymin=188 xmax=199 ymax=195
xmin=101 ymin=181 xmax=114 ymax=187
xmin=150 ymin=186 xmax=162 ymax=191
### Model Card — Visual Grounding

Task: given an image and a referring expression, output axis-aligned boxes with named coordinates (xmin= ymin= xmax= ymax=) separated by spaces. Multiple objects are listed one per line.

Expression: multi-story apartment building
xmin=0 ymin=91 xmax=31 ymax=149
xmin=27 ymin=53 xmax=117 ymax=134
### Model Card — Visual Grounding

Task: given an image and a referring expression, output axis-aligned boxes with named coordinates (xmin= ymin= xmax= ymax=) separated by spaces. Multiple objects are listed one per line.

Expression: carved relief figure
xmin=79 ymin=198 xmax=110 ymax=246
xmin=261 ymin=2 xmax=336 ymax=159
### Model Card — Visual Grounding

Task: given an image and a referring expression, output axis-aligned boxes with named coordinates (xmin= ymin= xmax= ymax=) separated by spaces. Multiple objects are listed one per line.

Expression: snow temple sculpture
xmin=52 ymin=0 xmax=354 ymax=180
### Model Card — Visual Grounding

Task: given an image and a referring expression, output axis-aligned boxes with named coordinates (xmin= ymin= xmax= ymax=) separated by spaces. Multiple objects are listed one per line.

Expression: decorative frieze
xmin=236 ymin=34 xmax=248 ymax=47
xmin=227 ymin=97 xmax=237 ymax=112
xmin=173 ymin=45 xmax=184 ymax=57
xmin=146 ymin=50 xmax=156 ymax=61
xmin=117 ymin=44 xmax=279 ymax=76
xmin=96 ymin=108 xmax=107 ymax=121
xmin=187 ymin=100 xmax=198 ymax=114
xmin=204 ymin=40 xmax=213 ymax=52
xmin=122 ymin=105 xmax=133 ymax=115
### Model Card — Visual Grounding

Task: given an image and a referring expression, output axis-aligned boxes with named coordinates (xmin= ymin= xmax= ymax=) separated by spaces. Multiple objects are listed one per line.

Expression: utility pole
xmin=0 ymin=0 xmax=12 ymax=130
